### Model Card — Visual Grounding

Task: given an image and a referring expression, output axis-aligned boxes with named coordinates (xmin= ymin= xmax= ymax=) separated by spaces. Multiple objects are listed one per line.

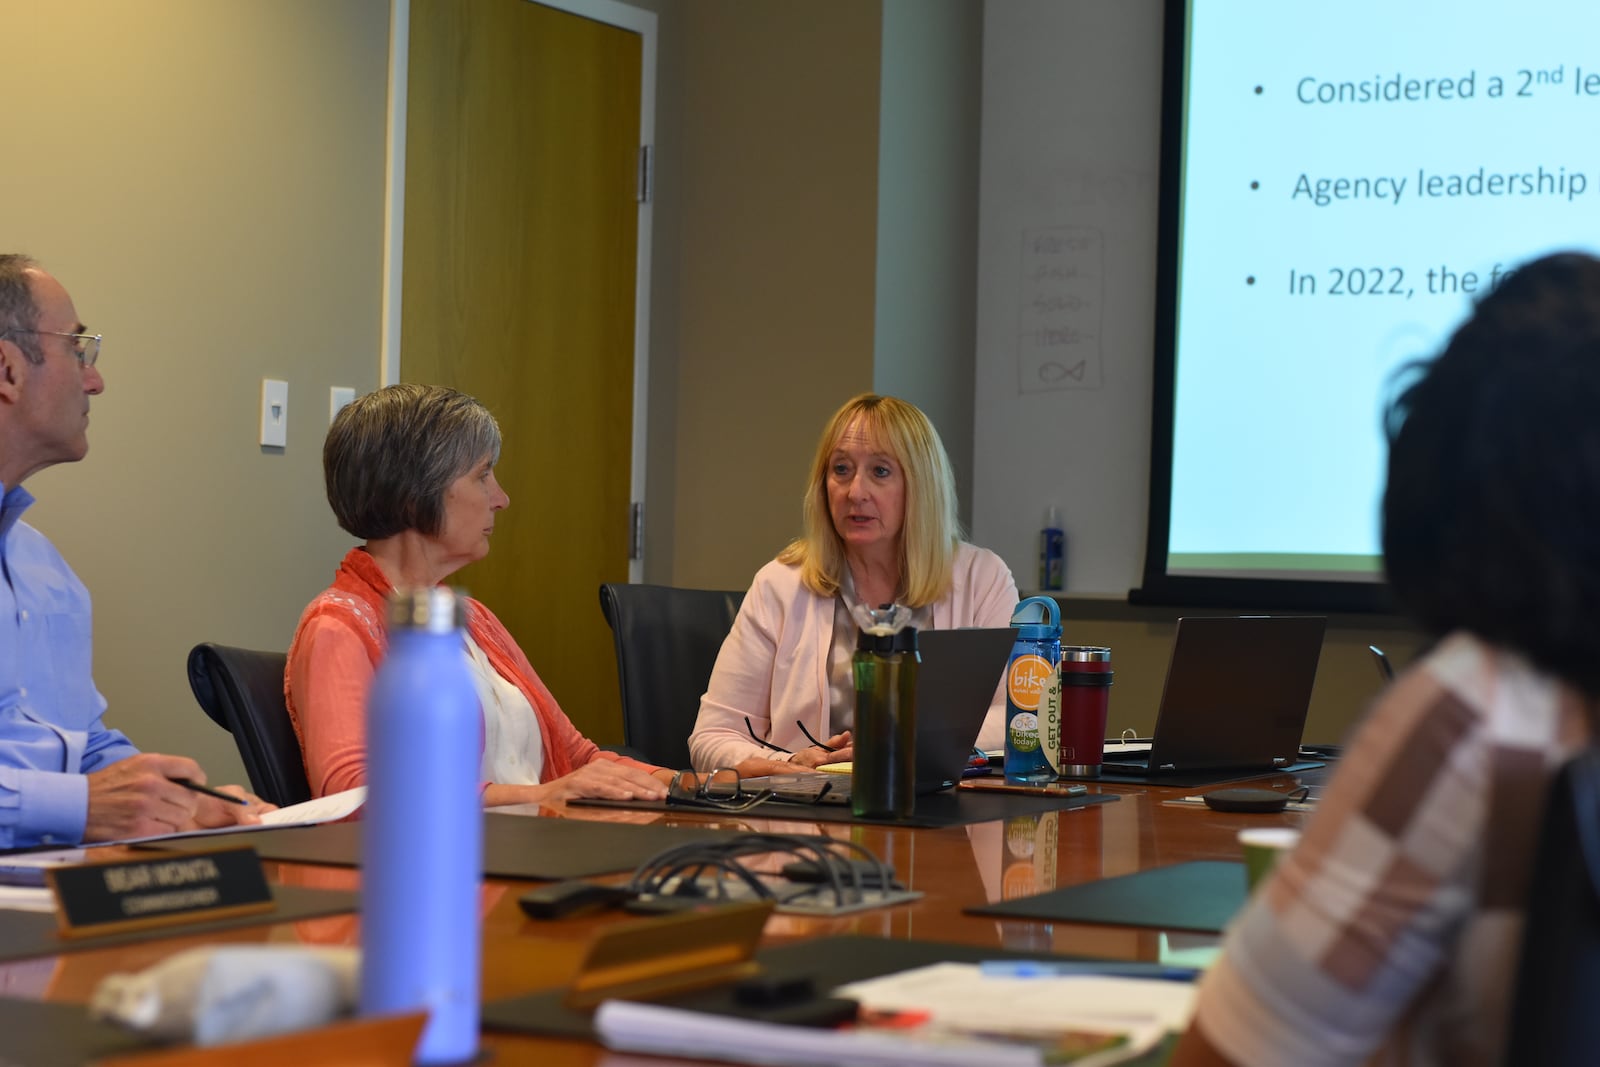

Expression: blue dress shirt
xmin=0 ymin=483 xmax=137 ymax=847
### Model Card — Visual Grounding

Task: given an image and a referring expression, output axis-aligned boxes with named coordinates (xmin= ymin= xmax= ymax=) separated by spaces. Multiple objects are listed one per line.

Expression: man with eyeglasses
xmin=0 ymin=254 xmax=264 ymax=847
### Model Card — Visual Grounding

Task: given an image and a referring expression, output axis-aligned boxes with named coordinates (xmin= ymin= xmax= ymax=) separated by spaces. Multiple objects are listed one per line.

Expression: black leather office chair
xmin=186 ymin=643 xmax=312 ymax=808
xmin=598 ymin=583 xmax=744 ymax=770
xmin=1504 ymin=747 xmax=1600 ymax=1065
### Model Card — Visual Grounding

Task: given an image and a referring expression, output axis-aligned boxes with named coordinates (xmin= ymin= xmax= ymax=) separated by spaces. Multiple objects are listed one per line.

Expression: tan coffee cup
xmin=1238 ymin=827 xmax=1301 ymax=890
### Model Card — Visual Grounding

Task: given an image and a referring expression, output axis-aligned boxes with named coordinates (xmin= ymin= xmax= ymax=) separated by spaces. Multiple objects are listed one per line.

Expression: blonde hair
xmin=777 ymin=394 xmax=962 ymax=607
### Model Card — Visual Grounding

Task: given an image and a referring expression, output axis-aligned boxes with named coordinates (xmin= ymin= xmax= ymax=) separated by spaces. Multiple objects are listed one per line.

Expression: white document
xmin=598 ymin=999 xmax=1045 ymax=1067
xmin=0 ymin=885 xmax=58 ymax=912
xmin=836 ymin=961 xmax=1196 ymax=1033
xmin=0 ymin=791 xmax=366 ymax=909
xmin=0 ymin=847 xmax=90 ymax=909
xmin=252 ymin=787 xmax=367 ymax=828
xmin=89 ymin=787 xmax=367 ymax=848
xmin=596 ymin=961 xmax=1196 ymax=1067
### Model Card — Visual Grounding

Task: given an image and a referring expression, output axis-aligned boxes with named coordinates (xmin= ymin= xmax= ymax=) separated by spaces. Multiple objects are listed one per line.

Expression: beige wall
xmin=665 ymin=0 xmax=884 ymax=590
xmin=3 ymin=0 xmax=1422 ymax=782
xmin=1061 ymin=600 xmax=1427 ymax=750
xmin=3 ymin=0 xmax=390 ymax=784
xmin=642 ymin=0 xmax=1424 ymax=748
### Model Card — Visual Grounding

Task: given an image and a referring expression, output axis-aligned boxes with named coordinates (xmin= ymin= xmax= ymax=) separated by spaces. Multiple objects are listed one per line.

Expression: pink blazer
xmin=688 ymin=542 xmax=1019 ymax=771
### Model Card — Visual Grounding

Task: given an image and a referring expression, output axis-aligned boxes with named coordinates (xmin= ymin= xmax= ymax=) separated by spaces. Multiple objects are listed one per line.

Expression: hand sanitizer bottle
xmin=1039 ymin=507 xmax=1065 ymax=592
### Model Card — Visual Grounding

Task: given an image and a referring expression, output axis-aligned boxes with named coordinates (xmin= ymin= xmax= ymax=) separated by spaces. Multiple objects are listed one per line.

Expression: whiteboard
xmin=972 ymin=0 xmax=1164 ymax=595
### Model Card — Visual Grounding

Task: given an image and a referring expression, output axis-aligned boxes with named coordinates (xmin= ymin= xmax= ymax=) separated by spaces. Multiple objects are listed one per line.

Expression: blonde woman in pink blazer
xmin=689 ymin=394 xmax=1018 ymax=774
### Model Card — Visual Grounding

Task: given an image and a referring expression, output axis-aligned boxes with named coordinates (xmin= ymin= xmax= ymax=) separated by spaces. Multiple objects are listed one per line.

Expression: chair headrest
xmin=186 ymin=644 xmax=228 ymax=730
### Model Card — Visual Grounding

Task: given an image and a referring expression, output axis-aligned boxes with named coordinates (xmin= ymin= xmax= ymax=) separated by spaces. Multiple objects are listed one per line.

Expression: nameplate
xmin=565 ymin=899 xmax=774 ymax=1009
xmin=48 ymin=846 xmax=274 ymax=938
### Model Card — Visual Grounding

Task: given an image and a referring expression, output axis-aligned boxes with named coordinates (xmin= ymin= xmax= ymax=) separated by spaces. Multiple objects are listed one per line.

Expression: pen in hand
xmin=170 ymin=777 xmax=248 ymax=806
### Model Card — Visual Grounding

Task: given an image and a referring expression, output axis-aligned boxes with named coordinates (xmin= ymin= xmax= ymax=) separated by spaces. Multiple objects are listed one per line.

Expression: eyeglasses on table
xmin=666 ymin=768 xmax=773 ymax=813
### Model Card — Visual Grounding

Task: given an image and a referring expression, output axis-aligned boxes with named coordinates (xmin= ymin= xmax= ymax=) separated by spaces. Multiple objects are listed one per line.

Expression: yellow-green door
xmin=401 ymin=0 xmax=641 ymax=742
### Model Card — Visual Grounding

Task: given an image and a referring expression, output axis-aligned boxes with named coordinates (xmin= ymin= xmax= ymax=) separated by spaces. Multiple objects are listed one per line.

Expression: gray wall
xmin=972 ymin=0 xmax=1164 ymax=597
xmin=873 ymin=0 xmax=986 ymax=533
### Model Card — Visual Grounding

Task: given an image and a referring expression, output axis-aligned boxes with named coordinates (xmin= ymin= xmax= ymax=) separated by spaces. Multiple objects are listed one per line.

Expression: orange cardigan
xmin=285 ymin=547 xmax=655 ymax=797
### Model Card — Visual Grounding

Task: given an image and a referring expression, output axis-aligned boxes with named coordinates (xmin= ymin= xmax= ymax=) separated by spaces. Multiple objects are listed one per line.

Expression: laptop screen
xmin=746 ymin=627 xmax=1014 ymax=799
xmin=1130 ymin=616 xmax=1326 ymax=773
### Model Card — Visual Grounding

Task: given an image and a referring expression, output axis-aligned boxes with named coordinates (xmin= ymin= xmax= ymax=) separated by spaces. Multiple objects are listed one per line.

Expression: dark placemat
xmin=968 ymin=860 xmax=1247 ymax=933
xmin=1054 ymin=760 xmax=1324 ymax=788
xmin=0 ymin=884 xmax=358 ymax=965
xmin=0 ymin=997 xmax=156 ymax=1066
xmin=138 ymin=821 xmax=364 ymax=867
xmin=145 ymin=815 xmax=749 ymax=881
xmin=483 ymin=932 xmax=1184 ymax=1040
xmin=573 ymin=788 xmax=1118 ymax=828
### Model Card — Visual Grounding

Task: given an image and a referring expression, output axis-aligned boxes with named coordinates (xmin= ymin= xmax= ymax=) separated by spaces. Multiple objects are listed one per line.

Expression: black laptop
xmin=749 ymin=626 xmax=1015 ymax=801
xmin=1102 ymin=616 xmax=1326 ymax=775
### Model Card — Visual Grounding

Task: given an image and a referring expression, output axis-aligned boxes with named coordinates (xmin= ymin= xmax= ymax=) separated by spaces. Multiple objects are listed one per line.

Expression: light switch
xmin=330 ymin=386 xmax=355 ymax=424
xmin=260 ymin=379 xmax=288 ymax=447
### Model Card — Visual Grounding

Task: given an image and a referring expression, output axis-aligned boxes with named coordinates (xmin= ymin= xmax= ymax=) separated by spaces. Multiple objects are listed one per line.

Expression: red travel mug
xmin=1058 ymin=646 xmax=1113 ymax=777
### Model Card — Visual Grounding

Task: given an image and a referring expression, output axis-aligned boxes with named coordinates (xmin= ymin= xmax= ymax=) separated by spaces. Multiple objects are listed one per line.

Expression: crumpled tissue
xmin=89 ymin=945 xmax=360 ymax=1046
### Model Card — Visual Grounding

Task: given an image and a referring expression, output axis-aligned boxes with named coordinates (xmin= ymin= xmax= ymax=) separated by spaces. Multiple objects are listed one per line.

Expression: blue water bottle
xmin=1004 ymin=595 xmax=1062 ymax=784
xmin=362 ymin=587 xmax=482 ymax=1064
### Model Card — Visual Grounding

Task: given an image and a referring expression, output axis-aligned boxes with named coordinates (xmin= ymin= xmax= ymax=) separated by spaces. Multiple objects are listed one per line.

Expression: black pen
xmin=170 ymin=777 xmax=248 ymax=806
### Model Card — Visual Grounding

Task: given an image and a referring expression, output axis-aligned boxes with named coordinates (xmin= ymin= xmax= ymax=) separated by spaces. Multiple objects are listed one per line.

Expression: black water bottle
xmin=851 ymin=624 xmax=919 ymax=819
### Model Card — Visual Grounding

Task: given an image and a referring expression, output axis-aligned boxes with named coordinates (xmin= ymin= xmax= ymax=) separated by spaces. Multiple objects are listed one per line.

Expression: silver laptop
xmin=1102 ymin=616 xmax=1326 ymax=775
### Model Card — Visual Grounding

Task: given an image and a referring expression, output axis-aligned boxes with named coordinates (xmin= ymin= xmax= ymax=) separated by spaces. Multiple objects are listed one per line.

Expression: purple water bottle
xmin=362 ymin=587 xmax=482 ymax=1064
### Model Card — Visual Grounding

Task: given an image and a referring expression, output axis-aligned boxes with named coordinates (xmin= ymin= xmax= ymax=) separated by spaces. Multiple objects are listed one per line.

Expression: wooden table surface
xmin=14 ymin=771 xmax=1324 ymax=1065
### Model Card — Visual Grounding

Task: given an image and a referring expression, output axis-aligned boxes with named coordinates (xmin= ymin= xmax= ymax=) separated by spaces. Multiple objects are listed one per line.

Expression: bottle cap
xmin=387 ymin=587 xmax=466 ymax=634
xmin=857 ymin=625 xmax=918 ymax=654
xmin=1010 ymin=595 xmax=1061 ymax=640
xmin=1044 ymin=506 xmax=1061 ymax=529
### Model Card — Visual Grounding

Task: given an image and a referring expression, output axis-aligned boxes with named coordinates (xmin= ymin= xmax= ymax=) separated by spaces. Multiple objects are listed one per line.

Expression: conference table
xmin=14 ymin=768 xmax=1325 ymax=1065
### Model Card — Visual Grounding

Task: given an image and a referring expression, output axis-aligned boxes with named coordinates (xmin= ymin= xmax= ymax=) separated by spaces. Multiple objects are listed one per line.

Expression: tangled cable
xmin=624 ymin=833 xmax=897 ymax=909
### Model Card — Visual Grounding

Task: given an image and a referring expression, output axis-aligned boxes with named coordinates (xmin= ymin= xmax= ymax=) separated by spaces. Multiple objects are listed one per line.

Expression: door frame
xmin=378 ymin=0 xmax=657 ymax=582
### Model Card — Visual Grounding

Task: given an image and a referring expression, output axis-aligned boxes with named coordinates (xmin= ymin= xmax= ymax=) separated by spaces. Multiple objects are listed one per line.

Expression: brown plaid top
xmin=1192 ymin=632 xmax=1593 ymax=1067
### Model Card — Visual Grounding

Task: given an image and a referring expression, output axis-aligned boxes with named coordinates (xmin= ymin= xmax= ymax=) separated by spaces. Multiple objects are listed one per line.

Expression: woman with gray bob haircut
xmin=286 ymin=383 xmax=673 ymax=806
xmin=322 ymin=383 xmax=503 ymax=541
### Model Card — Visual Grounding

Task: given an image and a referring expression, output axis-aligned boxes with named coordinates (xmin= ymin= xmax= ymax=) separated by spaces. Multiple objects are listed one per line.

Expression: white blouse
xmin=463 ymin=632 xmax=544 ymax=785
xmin=826 ymin=578 xmax=931 ymax=734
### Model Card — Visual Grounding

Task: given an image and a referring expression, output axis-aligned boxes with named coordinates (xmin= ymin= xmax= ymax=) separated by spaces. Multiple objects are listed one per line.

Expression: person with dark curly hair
xmin=1173 ymin=251 xmax=1600 ymax=1067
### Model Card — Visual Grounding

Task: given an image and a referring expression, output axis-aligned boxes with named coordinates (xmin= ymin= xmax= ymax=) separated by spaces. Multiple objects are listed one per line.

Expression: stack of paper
xmin=0 ymin=790 xmax=369 ymax=912
xmin=99 ymin=787 xmax=367 ymax=847
xmin=596 ymin=961 xmax=1196 ymax=1067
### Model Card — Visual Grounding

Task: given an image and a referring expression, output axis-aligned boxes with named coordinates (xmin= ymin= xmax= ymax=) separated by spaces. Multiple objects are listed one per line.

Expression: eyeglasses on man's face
xmin=3 ymin=329 xmax=102 ymax=368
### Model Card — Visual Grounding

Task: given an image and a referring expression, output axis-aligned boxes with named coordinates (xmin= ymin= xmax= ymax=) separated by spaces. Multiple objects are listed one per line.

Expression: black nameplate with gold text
xmin=47 ymin=846 xmax=274 ymax=938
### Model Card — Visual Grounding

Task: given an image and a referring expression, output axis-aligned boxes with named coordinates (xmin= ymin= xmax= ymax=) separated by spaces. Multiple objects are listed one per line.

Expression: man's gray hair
xmin=0 ymin=254 xmax=43 ymax=363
